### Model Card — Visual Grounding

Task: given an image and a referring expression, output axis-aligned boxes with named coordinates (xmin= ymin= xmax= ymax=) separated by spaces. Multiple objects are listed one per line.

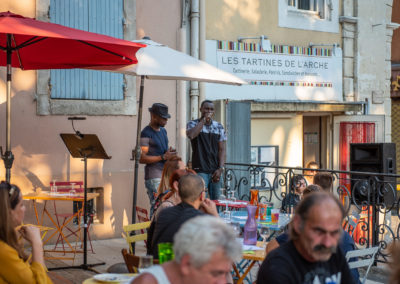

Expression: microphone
xmin=68 ymin=117 xmax=86 ymax=120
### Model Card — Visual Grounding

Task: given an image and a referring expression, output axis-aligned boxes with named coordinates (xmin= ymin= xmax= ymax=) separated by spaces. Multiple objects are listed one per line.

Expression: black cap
xmin=148 ymin=103 xmax=171 ymax=119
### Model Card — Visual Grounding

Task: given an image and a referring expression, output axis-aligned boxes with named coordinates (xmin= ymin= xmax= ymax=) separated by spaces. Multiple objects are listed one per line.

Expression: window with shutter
xmin=50 ymin=0 xmax=124 ymax=101
xmin=36 ymin=0 xmax=137 ymax=116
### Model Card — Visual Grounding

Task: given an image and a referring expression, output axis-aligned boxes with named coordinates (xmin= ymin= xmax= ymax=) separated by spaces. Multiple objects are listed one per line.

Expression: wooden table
xmin=233 ymin=241 xmax=266 ymax=284
xmin=23 ymin=191 xmax=99 ymax=258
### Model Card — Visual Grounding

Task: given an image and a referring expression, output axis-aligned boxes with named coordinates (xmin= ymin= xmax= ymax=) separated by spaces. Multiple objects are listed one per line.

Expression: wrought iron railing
xmin=223 ymin=162 xmax=400 ymax=263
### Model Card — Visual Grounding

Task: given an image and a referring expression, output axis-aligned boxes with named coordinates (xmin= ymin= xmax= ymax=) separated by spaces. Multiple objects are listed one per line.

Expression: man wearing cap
xmin=140 ymin=103 xmax=176 ymax=217
xmin=186 ymin=100 xmax=226 ymax=200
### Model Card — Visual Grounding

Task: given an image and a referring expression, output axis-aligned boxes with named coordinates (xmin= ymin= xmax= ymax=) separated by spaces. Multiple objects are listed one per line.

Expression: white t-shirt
xmin=140 ymin=265 xmax=171 ymax=284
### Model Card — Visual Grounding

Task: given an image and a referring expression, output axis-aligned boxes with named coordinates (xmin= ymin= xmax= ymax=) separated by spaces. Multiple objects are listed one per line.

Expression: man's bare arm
xmin=139 ymin=146 xmax=163 ymax=164
xmin=186 ymin=117 xmax=205 ymax=140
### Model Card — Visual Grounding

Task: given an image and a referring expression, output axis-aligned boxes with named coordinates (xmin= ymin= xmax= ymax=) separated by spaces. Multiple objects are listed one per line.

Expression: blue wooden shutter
xmin=50 ymin=0 xmax=124 ymax=100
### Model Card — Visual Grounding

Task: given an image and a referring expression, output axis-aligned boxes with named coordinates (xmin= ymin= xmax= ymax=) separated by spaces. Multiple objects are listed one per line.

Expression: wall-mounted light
xmin=238 ymin=35 xmax=272 ymax=52
xmin=68 ymin=116 xmax=86 ymax=139
xmin=309 ymin=42 xmax=339 ymax=48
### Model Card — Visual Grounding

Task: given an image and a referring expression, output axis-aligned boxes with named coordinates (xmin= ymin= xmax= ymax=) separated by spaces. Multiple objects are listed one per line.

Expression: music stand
xmin=50 ymin=133 xmax=111 ymax=272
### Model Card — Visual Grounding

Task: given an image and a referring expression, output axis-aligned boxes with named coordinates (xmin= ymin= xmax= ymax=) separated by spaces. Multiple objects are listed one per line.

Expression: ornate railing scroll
xmin=224 ymin=162 xmax=400 ymax=263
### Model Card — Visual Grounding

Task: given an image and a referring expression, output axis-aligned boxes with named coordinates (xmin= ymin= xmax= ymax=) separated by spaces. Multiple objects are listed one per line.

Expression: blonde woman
xmin=0 ymin=181 xmax=52 ymax=283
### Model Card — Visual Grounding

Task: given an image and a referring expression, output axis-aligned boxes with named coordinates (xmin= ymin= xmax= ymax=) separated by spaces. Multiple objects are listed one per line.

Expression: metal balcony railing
xmin=223 ymin=162 xmax=400 ymax=263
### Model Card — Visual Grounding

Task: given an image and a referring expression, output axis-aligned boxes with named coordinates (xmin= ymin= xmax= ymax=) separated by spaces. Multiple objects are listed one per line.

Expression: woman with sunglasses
xmin=0 ymin=181 xmax=52 ymax=283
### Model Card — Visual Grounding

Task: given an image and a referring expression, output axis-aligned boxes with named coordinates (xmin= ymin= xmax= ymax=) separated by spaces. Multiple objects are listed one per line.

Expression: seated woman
xmin=0 ymin=181 xmax=52 ymax=283
xmin=153 ymin=168 xmax=196 ymax=221
xmin=281 ymin=174 xmax=306 ymax=213
xmin=153 ymin=156 xmax=185 ymax=215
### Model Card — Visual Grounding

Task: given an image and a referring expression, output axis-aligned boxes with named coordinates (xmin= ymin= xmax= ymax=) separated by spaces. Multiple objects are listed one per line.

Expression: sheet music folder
xmin=60 ymin=134 xmax=111 ymax=160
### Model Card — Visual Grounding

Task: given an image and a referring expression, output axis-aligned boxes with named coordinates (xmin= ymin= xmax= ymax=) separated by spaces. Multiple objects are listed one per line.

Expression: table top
xmin=23 ymin=191 xmax=99 ymax=201
xmin=82 ymin=273 xmax=137 ymax=284
xmin=225 ymin=211 xmax=292 ymax=231
xmin=242 ymin=241 xmax=267 ymax=261
xmin=213 ymin=199 xmax=249 ymax=208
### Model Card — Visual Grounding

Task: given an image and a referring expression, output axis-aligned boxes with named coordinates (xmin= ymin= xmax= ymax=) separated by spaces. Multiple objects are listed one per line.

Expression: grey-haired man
xmin=133 ymin=215 xmax=241 ymax=284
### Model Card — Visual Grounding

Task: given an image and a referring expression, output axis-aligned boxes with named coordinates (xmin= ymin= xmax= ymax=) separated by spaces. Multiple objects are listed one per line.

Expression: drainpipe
xmin=190 ymin=0 xmax=200 ymax=119
xmin=199 ymin=0 xmax=206 ymax=105
xmin=177 ymin=27 xmax=188 ymax=163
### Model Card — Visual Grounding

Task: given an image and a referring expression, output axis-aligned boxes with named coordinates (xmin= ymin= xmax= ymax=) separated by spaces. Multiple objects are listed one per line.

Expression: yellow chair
xmin=122 ymin=221 xmax=151 ymax=254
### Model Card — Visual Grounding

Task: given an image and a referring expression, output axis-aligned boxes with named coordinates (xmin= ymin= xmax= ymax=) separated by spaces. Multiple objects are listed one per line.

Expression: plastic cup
xmin=271 ymin=209 xmax=280 ymax=224
xmin=158 ymin=242 xmax=174 ymax=264
xmin=259 ymin=203 xmax=267 ymax=221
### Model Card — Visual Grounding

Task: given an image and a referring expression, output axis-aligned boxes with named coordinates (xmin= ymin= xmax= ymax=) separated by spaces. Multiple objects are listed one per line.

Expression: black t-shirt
xmin=150 ymin=202 xmax=203 ymax=258
xmin=186 ymin=119 xmax=226 ymax=173
xmin=257 ymin=241 xmax=356 ymax=284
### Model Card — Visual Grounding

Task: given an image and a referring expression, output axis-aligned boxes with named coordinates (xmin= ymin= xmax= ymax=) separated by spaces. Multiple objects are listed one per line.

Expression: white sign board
xmin=205 ymin=40 xmax=342 ymax=102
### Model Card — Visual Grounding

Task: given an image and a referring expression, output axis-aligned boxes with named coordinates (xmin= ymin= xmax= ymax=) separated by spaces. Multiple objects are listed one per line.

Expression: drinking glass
xmin=139 ymin=255 xmax=153 ymax=270
xmin=271 ymin=209 xmax=280 ymax=224
xmin=219 ymin=187 xmax=227 ymax=201
xmin=69 ymin=183 xmax=76 ymax=196
xmin=158 ymin=242 xmax=174 ymax=264
xmin=230 ymin=222 xmax=241 ymax=237
xmin=51 ymin=179 xmax=57 ymax=193
xmin=222 ymin=210 xmax=232 ymax=223
xmin=229 ymin=190 xmax=237 ymax=203
xmin=259 ymin=226 xmax=270 ymax=247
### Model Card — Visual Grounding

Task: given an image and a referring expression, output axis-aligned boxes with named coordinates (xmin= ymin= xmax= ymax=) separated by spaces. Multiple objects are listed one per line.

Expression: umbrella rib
xmin=13 ymin=36 xmax=48 ymax=50
xmin=78 ymin=40 xmax=134 ymax=62
xmin=11 ymin=35 xmax=23 ymax=69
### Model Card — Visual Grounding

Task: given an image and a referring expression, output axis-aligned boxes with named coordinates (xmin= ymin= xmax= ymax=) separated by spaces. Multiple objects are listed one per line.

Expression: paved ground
xmin=45 ymin=238 xmax=389 ymax=284
xmin=45 ymin=238 xmax=146 ymax=283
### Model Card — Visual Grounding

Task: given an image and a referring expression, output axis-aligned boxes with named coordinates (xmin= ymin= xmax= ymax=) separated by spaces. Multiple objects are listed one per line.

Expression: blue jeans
xmin=198 ymin=172 xmax=222 ymax=201
xmin=145 ymin=178 xmax=161 ymax=218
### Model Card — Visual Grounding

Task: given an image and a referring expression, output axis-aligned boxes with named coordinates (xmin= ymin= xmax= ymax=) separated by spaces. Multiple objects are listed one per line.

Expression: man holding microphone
xmin=186 ymin=100 xmax=226 ymax=200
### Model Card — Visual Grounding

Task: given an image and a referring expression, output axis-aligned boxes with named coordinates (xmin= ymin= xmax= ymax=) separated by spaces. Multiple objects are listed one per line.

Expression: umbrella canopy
xmin=90 ymin=39 xmax=246 ymax=85
xmin=91 ymin=38 xmax=246 ymax=227
xmin=0 ymin=11 xmax=144 ymax=69
xmin=0 ymin=11 xmax=145 ymax=182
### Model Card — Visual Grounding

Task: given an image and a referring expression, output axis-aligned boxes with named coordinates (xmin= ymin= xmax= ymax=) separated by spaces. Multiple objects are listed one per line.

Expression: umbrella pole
xmin=131 ymin=75 xmax=145 ymax=253
xmin=2 ymin=34 xmax=14 ymax=182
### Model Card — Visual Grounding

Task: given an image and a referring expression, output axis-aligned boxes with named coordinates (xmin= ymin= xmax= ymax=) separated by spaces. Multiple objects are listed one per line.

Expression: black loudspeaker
xmin=350 ymin=143 xmax=397 ymax=206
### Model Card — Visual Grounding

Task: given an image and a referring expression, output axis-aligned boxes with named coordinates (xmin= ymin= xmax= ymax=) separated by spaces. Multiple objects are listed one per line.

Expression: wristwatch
xmin=218 ymin=166 xmax=225 ymax=171
xmin=161 ymin=154 xmax=165 ymax=161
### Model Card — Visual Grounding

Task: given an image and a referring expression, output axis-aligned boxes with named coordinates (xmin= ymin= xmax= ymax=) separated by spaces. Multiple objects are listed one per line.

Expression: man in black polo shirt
xmin=186 ymin=100 xmax=226 ymax=200
xmin=257 ymin=192 xmax=355 ymax=284
xmin=150 ymin=174 xmax=218 ymax=258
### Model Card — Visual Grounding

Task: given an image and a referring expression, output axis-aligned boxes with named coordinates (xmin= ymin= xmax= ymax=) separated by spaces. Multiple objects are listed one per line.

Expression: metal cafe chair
xmin=51 ymin=181 xmax=95 ymax=254
xmin=122 ymin=221 xmax=151 ymax=254
xmin=346 ymin=246 xmax=379 ymax=284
